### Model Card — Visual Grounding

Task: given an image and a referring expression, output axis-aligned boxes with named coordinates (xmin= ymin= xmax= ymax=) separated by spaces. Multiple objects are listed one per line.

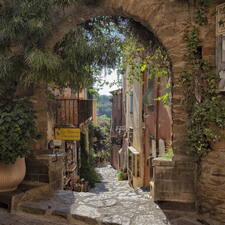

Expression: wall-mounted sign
xmin=55 ymin=128 xmax=81 ymax=141
xmin=217 ymin=3 xmax=225 ymax=36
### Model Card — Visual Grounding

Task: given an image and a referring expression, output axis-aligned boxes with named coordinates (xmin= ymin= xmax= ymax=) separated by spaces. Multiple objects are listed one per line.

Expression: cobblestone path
xmin=16 ymin=164 xmax=203 ymax=225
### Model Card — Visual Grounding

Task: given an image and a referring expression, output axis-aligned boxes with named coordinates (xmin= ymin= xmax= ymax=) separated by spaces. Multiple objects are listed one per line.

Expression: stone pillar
xmin=31 ymin=86 xmax=49 ymax=152
xmin=25 ymin=153 xmax=64 ymax=191
xmin=24 ymin=86 xmax=65 ymax=191
xmin=152 ymin=158 xmax=196 ymax=204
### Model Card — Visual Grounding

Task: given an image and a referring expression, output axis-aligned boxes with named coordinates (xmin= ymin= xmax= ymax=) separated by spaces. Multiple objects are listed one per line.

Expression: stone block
xmin=202 ymin=47 xmax=215 ymax=57
xmin=39 ymin=175 xmax=49 ymax=183
xmin=26 ymin=159 xmax=49 ymax=175
xmin=153 ymin=158 xmax=195 ymax=203
xmin=19 ymin=205 xmax=46 ymax=215
xmin=24 ymin=174 xmax=39 ymax=182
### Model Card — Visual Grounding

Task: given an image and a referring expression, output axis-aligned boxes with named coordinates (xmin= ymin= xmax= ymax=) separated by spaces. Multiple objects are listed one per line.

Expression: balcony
xmin=56 ymin=99 xmax=94 ymax=126
xmin=78 ymin=99 xmax=94 ymax=124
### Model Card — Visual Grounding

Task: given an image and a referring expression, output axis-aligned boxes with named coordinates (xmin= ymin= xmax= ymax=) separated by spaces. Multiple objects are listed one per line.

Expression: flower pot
xmin=0 ymin=158 xmax=26 ymax=192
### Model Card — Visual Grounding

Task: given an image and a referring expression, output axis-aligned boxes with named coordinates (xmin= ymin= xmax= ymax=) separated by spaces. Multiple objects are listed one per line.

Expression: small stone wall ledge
xmin=35 ymin=153 xmax=65 ymax=160
xmin=153 ymin=157 xmax=174 ymax=167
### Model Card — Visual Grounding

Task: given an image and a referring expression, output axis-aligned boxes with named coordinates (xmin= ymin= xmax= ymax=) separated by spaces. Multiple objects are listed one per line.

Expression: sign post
xmin=54 ymin=127 xmax=81 ymax=141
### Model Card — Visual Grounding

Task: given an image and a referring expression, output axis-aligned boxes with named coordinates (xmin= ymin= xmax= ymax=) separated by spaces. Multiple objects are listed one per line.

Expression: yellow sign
xmin=55 ymin=128 xmax=81 ymax=141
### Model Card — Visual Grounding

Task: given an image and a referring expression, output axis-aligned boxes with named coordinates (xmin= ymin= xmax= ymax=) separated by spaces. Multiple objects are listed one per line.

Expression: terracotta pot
xmin=0 ymin=158 xmax=26 ymax=192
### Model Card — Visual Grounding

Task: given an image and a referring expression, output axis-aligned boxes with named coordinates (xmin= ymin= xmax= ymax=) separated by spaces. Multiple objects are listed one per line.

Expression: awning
xmin=128 ymin=146 xmax=140 ymax=155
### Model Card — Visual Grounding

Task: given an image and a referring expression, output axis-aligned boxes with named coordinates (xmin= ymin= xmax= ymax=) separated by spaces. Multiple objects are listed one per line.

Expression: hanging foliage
xmin=0 ymin=0 xmax=123 ymax=164
xmin=121 ymin=36 xmax=171 ymax=107
xmin=0 ymin=0 xmax=126 ymax=98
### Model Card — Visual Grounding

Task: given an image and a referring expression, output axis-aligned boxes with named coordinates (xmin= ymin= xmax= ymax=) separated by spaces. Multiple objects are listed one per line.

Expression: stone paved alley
xmin=1 ymin=165 xmax=203 ymax=225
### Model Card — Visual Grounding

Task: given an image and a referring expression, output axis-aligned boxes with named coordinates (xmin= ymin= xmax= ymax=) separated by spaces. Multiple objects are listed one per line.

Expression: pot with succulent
xmin=0 ymin=99 xmax=37 ymax=192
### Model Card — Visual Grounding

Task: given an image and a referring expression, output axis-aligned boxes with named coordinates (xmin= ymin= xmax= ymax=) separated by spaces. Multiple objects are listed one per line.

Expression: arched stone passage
xmin=34 ymin=0 xmax=198 ymax=204
xmin=45 ymin=0 xmax=192 ymax=161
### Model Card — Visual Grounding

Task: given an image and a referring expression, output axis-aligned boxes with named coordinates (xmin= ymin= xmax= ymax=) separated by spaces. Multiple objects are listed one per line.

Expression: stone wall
xmin=110 ymin=144 xmax=120 ymax=170
xmin=25 ymin=154 xmax=64 ymax=191
xmin=198 ymin=132 xmax=225 ymax=225
xmin=31 ymin=86 xmax=49 ymax=151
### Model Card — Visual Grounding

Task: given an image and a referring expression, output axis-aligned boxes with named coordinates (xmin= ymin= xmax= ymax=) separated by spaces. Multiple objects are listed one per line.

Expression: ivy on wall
xmin=179 ymin=0 xmax=213 ymax=25
xmin=181 ymin=1 xmax=225 ymax=159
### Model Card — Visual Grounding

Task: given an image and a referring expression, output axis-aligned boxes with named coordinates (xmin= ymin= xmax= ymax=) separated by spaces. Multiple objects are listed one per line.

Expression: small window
xmin=130 ymin=93 xmax=133 ymax=114
xmin=118 ymin=95 xmax=121 ymax=109
xmin=136 ymin=155 xmax=140 ymax=177
xmin=128 ymin=147 xmax=140 ymax=177
xmin=222 ymin=36 xmax=225 ymax=62
xmin=128 ymin=151 xmax=132 ymax=171
xmin=129 ymin=127 xmax=133 ymax=146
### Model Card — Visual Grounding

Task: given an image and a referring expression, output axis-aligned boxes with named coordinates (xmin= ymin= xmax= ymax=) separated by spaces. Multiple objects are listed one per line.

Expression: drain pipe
xmin=156 ymin=77 xmax=160 ymax=157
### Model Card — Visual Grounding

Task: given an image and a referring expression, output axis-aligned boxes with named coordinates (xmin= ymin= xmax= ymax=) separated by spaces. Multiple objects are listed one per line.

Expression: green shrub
xmin=162 ymin=148 xmax=174 ymax=159
xmin=79 ymin=132 xmax=102 ymax=187
xmin=0 ymin=100 xmax=38 ymax=164
xmin=117 ymin=171 xmax=127 ymax=181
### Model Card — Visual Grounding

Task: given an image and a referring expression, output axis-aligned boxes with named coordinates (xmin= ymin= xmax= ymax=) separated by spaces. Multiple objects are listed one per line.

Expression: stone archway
xmin=34 ymin=0 xmax=199 ymax=204
xmin=45 ymin=0 xmax=191 ymax=160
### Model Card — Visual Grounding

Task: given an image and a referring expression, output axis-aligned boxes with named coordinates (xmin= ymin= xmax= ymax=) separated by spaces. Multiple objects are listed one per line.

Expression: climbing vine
xmin=181 ymin=2 xmax=225 ymax=159
xmin=121 ymin=37 xmax=171 ymax=107
xmin=179 ymin=0 xmax=213 ymax=25
xmin=193 ymin=0 xmax=213 ymax=25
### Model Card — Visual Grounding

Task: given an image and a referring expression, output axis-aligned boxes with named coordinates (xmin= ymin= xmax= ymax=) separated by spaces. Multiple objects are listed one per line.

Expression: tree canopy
xmin=0 ymin=1 xmax=126 ymax=99
xmin=97 ymin=95 xmax=112 ymax=118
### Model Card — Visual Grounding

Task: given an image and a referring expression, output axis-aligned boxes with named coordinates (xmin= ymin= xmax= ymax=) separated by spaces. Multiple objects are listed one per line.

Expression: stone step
xmin=0 ymin=182 xmax=49 ymax=212
xmin=18 ymin=202 xmax=120 ymax=225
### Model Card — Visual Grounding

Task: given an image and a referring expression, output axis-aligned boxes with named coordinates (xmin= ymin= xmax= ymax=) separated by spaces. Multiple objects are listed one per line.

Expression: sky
xmin=97 ymin=70 xmax=121 ymax=96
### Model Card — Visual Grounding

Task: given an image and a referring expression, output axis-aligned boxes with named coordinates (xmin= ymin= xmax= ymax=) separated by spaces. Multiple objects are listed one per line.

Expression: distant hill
xmin=97 ymin=95 xmax=112 ymax=118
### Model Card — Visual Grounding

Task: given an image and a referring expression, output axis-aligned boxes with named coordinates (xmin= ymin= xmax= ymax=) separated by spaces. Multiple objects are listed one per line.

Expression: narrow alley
xmin=4 ymin=164 xmax=201 ymax=225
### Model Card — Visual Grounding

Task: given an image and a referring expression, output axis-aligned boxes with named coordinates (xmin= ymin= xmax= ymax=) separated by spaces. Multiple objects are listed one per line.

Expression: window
xmin=136 ymin=155 xmax=140 ymax=177
xmin=129 ymin=127 xmax=133 ymax=146
xmin=128 ymin=146 xmax=140 ymax=177
xmin=222 ymin=36 xmax=225 ymax=62
xmin=118 ymin=95 xmax=121 ymax=109
xmin=128 ymin=150 xmax=132 ymax=171
xmin=130 ymin=92 xmax=133 ymax=114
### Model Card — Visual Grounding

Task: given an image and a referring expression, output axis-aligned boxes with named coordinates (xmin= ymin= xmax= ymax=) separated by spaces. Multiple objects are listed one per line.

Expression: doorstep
xmin=0 ymin=181 xmax=50 ymax=212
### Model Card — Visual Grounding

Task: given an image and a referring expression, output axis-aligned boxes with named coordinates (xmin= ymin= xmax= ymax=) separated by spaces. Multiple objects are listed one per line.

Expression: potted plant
xmin=0 ymin=99 xmax=37 ymax=192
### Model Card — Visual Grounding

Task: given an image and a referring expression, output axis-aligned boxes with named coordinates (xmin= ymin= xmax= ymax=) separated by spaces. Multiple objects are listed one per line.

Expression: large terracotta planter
xmin=0 ymin=158 xmax=26 ymax=192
